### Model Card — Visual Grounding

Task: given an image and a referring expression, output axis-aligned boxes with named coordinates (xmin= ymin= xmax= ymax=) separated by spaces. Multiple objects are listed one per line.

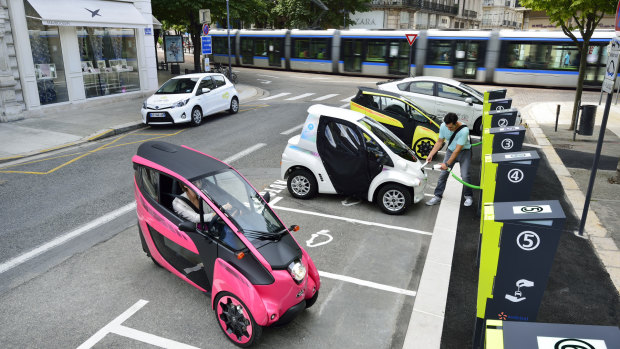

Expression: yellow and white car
xmin=141 ymin=73 xmax=239 ymax=126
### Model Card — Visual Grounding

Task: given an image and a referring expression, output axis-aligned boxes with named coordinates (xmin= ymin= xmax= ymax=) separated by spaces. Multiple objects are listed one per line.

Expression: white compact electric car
xmin=281 ymin=104 xmax=427 ymax=215
xmin=141 ymin=73 xmax=239 ymax=126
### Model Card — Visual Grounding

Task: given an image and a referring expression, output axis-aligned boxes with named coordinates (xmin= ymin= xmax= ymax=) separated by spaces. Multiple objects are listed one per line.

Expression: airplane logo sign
xmin=406 ymin=33 xmax=418 ymax=46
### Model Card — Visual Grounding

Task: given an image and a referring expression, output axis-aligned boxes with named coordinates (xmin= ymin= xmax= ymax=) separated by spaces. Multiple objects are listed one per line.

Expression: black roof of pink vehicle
xmin=135 ymin=141 xmax=229 ymax=181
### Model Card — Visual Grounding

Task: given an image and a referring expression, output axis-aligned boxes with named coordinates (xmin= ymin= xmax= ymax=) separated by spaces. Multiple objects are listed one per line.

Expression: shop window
xmin=77 ymin=26 xmax=141 ymax=98
xmin=24 ymin=0 xmax=69 ymax=105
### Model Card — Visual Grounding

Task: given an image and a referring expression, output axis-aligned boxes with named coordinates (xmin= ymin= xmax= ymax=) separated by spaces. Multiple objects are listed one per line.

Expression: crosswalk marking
xmin=258 ymin=92 xmax=291 ymax=100
xmin=339 ymin=103 xmax=350 ymax=108
xmin=312 ymin=93 xmax=339 ymax=101
xmin=285 ymin=93 xmax=316 ymax=101
xmin=341 ymin=95 xmax=356 ymax=102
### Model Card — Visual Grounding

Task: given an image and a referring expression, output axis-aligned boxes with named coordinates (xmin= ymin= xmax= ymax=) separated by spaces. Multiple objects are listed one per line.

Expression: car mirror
xmin=263 ymin=192 xmax=271 ymax=203
xmin=178 ymin=221 xmax=197 ymax=233
xmin=199 ymin=88 xmax=210 ymax=95
xmin=465 ymin=97 xmax=473 ymax=105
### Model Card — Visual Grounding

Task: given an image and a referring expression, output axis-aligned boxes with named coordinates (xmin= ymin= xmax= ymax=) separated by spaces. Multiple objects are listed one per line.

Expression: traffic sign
xmin=199 ymin=9 xmax=211 ymax=24
xmin=201 ymin=36 xmax=212 ymax=55
xmin=602 ymin=38 xmax=620 ymax=93
xmin=406 ymin=33 xmax=418 ymax=46
xmin=202 ymin=24 xmax=209 ymax=36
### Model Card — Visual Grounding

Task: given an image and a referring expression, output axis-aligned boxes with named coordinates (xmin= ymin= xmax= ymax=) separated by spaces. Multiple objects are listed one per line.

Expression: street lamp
xmin=226 ymin=0 xmax=232 ymax=81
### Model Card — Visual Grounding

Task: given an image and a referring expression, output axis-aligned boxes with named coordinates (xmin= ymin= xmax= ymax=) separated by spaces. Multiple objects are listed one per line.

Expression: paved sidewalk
xmin=0 ymin=66 xmax=260 ymax=162
xmin=522 ymin=101 xmax=620 ymax=293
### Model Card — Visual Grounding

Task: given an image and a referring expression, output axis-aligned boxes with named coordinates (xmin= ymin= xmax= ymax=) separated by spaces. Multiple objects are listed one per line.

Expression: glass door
xmin=240 ymin=38 xmax=253 ymax=65
xmin=388 ymin=40 xmax=410 ymax=76
xmin=454 ymin=41 xmax=481 ymax=79
xmin=342 ymin=39 xmax=362 ymax=72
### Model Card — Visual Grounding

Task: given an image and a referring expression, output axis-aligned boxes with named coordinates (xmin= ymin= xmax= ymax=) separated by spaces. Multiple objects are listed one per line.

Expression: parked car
xmin=377 ymin=76 xmax=486 ymax=135
xmin=350 ymin=87 xmax=440 ymax=160
xmin=281 ymin=104 xmax=427 ymax=215
xmin=133 ymin=141 xmax=320 ymax=346
xmin=141 ymin=73 xmax=239 ymax=126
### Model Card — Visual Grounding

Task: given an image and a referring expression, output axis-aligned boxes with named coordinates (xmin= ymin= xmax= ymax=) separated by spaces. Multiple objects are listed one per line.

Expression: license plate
xmin=150 ymin=112 xmax=165 ymax=117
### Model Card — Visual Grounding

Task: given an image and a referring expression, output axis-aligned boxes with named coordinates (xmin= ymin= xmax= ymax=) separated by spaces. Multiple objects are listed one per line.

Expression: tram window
xmin=293 ymin=38 xmax=330 ymax=60
xmin=367 ymin=40 xmax=387 ymax=63
xmin=213 ymin=36 xmax=235 ymax=55
xmin=429 ymin=41 xmax=452 ymax=65
xmin=255 ymin=39 xmax=268 ymax=57
xmin=502 ymin=42 xmax=579 ymax=70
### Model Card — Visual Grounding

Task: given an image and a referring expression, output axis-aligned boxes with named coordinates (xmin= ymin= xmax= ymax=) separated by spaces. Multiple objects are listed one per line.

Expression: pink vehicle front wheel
xmin=215 ymin=292 xmax=262 ymax=347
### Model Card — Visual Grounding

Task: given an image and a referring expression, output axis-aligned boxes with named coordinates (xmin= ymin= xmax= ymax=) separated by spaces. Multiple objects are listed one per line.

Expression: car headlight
xmin=173 ymin=98 xmax=190 ymax=108
xmin=288 ymin=260 xmax=306 ymax=284
xmin=142 ymin=101 xmax=147 ymax=109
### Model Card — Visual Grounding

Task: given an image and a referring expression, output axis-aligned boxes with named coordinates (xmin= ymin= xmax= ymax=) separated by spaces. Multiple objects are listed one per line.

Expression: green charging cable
xmin=471 ymin=141 xmax=482 ymax=147
xmin=443 ymin=166 xmax=482 ymax=190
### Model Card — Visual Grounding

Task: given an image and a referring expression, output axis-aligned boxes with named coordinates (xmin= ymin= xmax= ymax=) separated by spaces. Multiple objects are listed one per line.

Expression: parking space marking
xmin=0 ymin=202 xmax=136 ymax=275
xmin=280 ymin=123 xmax=304 ymax=135
xmin=271 ymin=204 xmax=432 ymax=236
xmin=306 ymin=230 xmax=333 ymax=247
xmin=77 ymin=299 xmax=200 ymax=349
xmin=319 ymin=271 xmax=416 ymax=297
xmin=338 ymin=103 xmax=350 ymax=108
xmin=340 ymin=95 xmax=355 ymax=102
xmin=223 ymin=143 xmax=266 ymax=163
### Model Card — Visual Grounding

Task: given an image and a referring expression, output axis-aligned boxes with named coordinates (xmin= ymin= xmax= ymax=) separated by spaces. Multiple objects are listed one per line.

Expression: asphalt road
xmin=0 ymin=71 xmax=443 ymax=348
xmin=0 ymin=68 xmax=611 ymax=348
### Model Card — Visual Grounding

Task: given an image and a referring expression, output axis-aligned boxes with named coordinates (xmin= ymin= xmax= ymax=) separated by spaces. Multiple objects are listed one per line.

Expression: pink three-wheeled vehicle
xmin=132 ymin=141 xmax=321 ymax=347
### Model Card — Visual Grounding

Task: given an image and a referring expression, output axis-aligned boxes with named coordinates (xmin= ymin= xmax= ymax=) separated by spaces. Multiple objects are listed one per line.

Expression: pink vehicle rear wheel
xmin=215 ymin=292 xmax=262 ymax=347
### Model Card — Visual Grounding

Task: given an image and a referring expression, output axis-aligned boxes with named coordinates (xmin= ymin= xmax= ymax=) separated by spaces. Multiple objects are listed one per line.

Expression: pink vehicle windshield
xmin=192 ymin=168 xmax=286 ymax=246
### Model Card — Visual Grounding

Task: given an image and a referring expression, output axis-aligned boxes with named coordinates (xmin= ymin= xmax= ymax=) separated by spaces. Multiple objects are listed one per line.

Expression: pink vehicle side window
xmin=140 ymin=167 xmax=159 ymax=201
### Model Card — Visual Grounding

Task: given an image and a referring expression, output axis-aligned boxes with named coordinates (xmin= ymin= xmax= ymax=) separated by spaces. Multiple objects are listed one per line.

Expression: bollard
xmin=554 ymin=104 xmax=560 ymax=132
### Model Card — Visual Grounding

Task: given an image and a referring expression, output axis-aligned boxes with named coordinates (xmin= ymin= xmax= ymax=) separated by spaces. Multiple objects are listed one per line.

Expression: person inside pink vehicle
xmin=173 ymin=183 xmax=232 ymax=223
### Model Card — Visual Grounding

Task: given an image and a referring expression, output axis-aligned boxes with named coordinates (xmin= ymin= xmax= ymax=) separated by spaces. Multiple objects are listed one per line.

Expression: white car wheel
xmin=378 ymin=184 xmax=411 ymax=215
xmin=287 ymin=169 xmax=317 ymax=199
xmin=190 ymin=107 xmax=202 ymax=127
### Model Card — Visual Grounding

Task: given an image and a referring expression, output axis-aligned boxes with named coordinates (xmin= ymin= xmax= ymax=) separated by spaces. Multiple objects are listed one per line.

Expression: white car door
xmin=197 ymin=77 xmax=216 ymax=116
xmin=211 ymin=75 xmax=229 ymax=112
xmin=436 ymin=83 xmax=475 ymax=127
xmin=396 ymin=80 xmax=438 ymax=116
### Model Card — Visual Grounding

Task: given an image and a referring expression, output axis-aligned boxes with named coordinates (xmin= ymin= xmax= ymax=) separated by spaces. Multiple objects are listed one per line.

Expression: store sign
xmin=602 ymin=38 xmax=620 ymax=93
xmin=349 ymin=11 xmax=384 ymax=29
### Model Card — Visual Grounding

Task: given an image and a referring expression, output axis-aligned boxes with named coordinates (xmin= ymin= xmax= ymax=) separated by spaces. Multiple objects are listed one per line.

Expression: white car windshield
xmin=359 ymin=117 xmax=418 ymax=162
xmin=459 ymin=83 xmax=483 ymax=100
xmin=192 ymin=169 xmax=286 ymax=238
xmin=156 ymin=78 xmax=198 ymax=94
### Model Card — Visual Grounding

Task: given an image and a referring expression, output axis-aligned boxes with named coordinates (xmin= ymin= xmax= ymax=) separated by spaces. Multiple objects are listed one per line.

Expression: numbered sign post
xmin=483 ymin=125 xmax=526 ymax=155
xmin=481 ymin=150 xmax=540 ymax=205
xmin=474 ymin=200 xmax=566 ymax=348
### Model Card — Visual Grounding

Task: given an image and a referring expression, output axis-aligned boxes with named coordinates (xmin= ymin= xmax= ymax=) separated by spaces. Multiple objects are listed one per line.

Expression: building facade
xmin=0 ymin=0 xmax=158 ymax=122
xmin=481 ymin=0 xmax=524 ymax=29
xmin=523 ymin=10 xmax=617 ymax=31
xmin=349 ymin=0 xmax=482 ymax=30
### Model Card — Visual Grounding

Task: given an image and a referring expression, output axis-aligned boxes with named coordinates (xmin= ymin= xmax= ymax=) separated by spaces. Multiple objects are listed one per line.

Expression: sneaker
xmin=426 ymin=196 xmax=441 ymax=206
xmin=464 ymin=196 xmax=473 ymax=207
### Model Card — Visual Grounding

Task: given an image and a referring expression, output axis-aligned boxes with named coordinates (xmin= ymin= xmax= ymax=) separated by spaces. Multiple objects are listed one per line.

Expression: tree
xmin=520 ymin=0 xmax=617 ymax=130
xmin=152 ymin=0 xmax=269 ymax=71
xmin=272 ymin=0 xmax=370 ymax=29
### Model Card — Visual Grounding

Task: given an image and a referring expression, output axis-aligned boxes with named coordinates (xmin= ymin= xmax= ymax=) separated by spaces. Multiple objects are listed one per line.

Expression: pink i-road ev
xmin=132 ymin=141 xmax=321 ymax=347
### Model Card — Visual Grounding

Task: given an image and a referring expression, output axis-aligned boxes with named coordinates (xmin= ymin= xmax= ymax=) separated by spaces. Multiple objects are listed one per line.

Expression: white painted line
xmin=281 ymin=123 xmax=304 ymax=135
xmin=285 ymin=93 xmax=315 ymax=100
xmin=312 ymin=93 xmax=339 ymax=101
xmin=77 ymin=299 xmax=149 ymax=349
xmin=258 ymin=92 xmax=291 ymax=100
xmin=424 ymin=193 xmax=435 ymax=197
xmin=340 ymin=95 xmax=356 ymax=102
xmin=319 ymin=270 xmax=416 ymax=297
xmin=271 ymin=205 xmax=432 ymax=236
xmin=0 ymin=202 xmax=136 ymax=275
xmin=522 ymin=142 xmax=542 ymax=149
xmin=339 ymin=103 xmax=350 ymax=108
xmin=269 ymin=196 xmax=283 ymax=206
xmin=112 ymin=325 xmax=201 ymax=349
xmin=223 ymin=143 xmax=266 ymax=163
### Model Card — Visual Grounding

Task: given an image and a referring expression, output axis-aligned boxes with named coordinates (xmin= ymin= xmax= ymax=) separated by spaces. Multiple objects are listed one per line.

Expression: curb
xmin=0 ymin=122 xmax=146 ymax=165
xmin=522 ymin=105 xmax=620 ymax=294
xmin=403 ymin=166 xmax=463 ymax=348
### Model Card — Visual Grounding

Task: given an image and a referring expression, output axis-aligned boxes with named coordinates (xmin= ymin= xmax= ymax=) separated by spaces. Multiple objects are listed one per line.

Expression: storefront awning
xmin=152 ymin=15 xmax=162 ymax=30
xmin=27 ymin=0 xmax=150 ymax=28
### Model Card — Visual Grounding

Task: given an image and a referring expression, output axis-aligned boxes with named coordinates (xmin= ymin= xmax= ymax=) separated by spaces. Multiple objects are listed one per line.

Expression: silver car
xmin=377 ymin=76 xmax=486 ymax=135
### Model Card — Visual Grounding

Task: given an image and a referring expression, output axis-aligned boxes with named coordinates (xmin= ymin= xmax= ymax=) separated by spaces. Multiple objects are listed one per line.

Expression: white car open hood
xmin=146 ymin=93 xmax=192 ymax=108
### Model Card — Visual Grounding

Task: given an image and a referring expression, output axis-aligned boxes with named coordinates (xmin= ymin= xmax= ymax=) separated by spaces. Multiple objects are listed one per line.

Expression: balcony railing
xmin=463 ymin=10 xmax=478 ymax=18
xmin=370 ymin=0 xmax=459 ymax=15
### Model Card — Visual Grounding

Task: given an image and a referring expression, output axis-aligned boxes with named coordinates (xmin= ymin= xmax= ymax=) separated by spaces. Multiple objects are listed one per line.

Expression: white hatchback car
xmin=281 ymin=104 xmax=427 ymax=215
xmin=141 ymin=73 xmax=239 ymax=126
xmin=377 ymin=76 xmax=486 ymax=134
